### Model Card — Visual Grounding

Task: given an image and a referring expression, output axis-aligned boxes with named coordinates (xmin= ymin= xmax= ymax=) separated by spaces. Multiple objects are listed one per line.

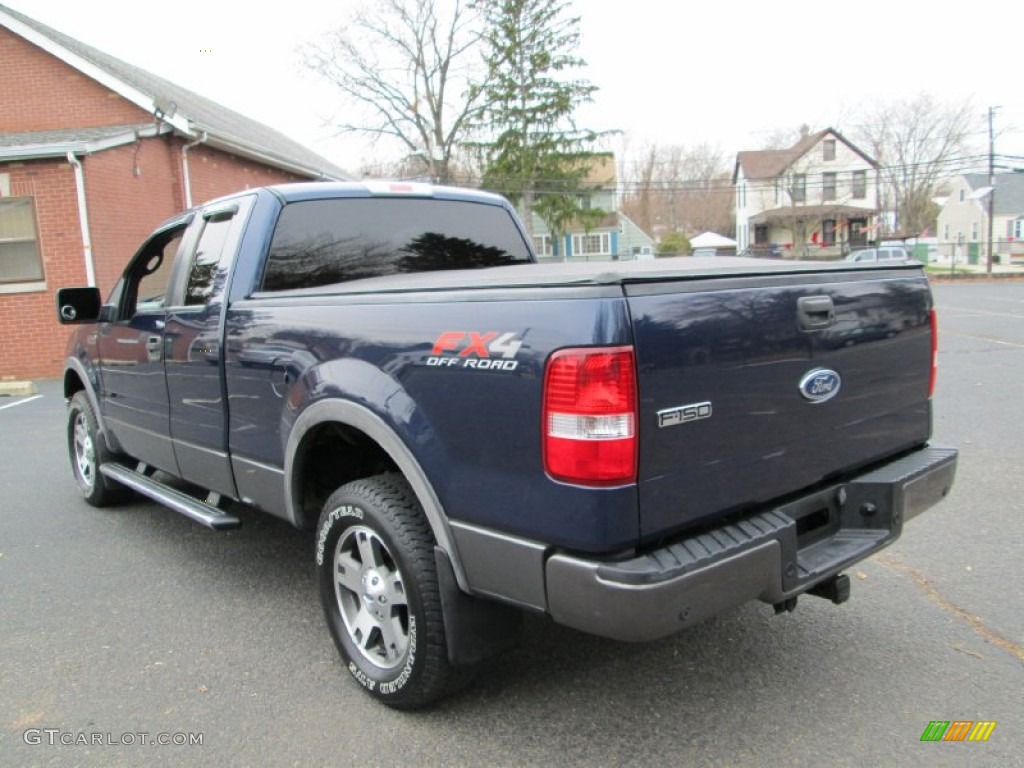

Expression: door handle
xmin=797 ymin=296 xmax=835 ymax=330
xmin=145 ymin=335 xmax=164 ymax=363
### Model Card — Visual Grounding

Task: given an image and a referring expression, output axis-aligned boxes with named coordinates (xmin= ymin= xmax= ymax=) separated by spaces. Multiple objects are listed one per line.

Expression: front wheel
xmin=316 ymin=473 xmax=460 ymax=709
xmin=67 ymin=391 xmax=130 ymax=507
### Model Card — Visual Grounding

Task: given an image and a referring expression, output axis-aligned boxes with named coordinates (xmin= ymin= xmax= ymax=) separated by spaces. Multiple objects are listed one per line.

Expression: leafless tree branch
xmin=302 ymin=0 xmax=485 ymax=183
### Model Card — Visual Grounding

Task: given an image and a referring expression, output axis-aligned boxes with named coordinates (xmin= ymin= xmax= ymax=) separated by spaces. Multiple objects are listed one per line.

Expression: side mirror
xmin=56 ymin=287 xmax=102 ymax=324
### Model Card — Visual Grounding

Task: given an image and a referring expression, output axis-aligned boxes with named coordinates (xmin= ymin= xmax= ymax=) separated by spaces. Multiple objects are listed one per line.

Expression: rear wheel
xmin=316 ymin=473 xmax=459 ymax=709
xmin=67 ymin=391 xmax=130 ymax=506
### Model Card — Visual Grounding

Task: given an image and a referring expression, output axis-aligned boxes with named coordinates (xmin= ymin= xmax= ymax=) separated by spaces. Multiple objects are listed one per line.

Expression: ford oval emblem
xmin=799 ymin=368 xmax=841 ymax=403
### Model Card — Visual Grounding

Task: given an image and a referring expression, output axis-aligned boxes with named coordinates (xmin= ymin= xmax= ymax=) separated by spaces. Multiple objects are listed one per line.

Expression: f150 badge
xmin=426 ymin=331 xmax=523 ymax=371
xmin=799 ymin=368 xmax=841 ymax=403
xmin=657 ymin=401 xmax=713 ymax=428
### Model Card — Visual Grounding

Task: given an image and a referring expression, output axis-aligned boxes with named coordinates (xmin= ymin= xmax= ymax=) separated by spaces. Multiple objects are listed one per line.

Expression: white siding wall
xmin=937 ymin=177 xmax=984 ymax=250
xmin=787 ymin=138 xmax=877 ymax=211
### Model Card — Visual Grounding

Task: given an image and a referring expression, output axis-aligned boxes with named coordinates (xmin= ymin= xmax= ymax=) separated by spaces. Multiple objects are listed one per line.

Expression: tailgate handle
xmin=797 ymin=296 xmax=835 ymax=330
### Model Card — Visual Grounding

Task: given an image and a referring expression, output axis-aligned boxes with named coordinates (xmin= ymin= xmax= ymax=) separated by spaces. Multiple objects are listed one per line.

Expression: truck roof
xmin=267 ymin=181 xmax=511 ymax=207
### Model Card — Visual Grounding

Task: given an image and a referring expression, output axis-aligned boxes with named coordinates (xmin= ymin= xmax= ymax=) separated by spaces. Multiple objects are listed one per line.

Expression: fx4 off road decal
xmin=426 ymin=331 xmax=524 ymax=371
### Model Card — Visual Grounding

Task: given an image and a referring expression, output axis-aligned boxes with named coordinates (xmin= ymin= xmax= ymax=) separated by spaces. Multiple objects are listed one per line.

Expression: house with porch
xmin=0 ymin=4 xmax=348 ymax=380
xmin=733 ymin=128 xmax=880 ymax=259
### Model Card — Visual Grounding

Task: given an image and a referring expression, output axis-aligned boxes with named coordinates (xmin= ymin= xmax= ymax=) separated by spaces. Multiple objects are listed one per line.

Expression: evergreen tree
xmin=472 ymin=0 xmax=609 ymax=240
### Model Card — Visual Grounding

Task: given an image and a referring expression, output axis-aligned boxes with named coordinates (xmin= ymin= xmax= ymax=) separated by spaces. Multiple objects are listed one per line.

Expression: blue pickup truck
xmin=57 ymin=181 xmax=957 ymax=708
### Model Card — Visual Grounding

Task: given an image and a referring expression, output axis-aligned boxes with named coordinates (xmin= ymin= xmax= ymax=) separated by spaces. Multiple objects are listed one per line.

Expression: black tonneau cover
xmin=253 ymin=256 xmax=922 ymax=298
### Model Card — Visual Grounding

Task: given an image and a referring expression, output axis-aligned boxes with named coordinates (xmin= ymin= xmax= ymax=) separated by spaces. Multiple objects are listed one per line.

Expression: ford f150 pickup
xmin=57 ymin=181 xmax=958 ymax=708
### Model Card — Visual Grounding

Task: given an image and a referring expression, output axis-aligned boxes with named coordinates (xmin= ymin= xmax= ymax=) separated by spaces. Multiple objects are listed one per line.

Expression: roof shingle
xmin=962 ymin=172 xmax=1024 ymax=216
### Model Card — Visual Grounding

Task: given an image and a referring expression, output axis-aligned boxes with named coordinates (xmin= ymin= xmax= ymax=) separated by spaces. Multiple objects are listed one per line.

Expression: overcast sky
xmin=7 ymin=0 xmax=1022 ymax=178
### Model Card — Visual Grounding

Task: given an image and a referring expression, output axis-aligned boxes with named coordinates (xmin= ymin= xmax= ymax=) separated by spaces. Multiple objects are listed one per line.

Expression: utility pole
xmin=986 ymin=106 xmax=999 ymax=275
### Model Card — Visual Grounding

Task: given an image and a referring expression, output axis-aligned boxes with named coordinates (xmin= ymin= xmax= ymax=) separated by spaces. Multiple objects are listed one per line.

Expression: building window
xmin=959 ymin=189 xmax=965 ymax=203
xmin=823 ymin=173 xmax=837 ymax=202
xmin=533 ymin=234 xmax=553 ymax=257
xmin=572 ymin=232 xmax=611 ymax=257
xmin=0 ymin=197 xmax=44 ymax=283
xmin=823 ymin=219 xmax=836 ymax=246
xmin=943 ymin=224 xmax=950 ymax=241
xmin=971 ymin=222 xmax=978 ymax=241
xmin=852 ymin=170 xmax=866 ymax=200
xmin=792 ymin=174 xmax=806 ymax=203
xmin=1013 ymin=220 xmax=1024 ymax=240
xmin=823 ymin=139 xmax=836 ymax=161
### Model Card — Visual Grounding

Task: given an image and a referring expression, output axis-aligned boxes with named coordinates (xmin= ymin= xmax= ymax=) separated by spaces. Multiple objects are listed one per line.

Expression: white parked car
xmin=844 ymin=246 xmax=911 ymax=263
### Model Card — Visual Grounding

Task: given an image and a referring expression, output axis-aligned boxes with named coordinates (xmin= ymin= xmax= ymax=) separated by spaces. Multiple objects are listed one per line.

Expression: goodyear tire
xmin=316 ymin=473 xmax=457 ymax=709
xmin=67 ymin=391 xmax=131 ymax=507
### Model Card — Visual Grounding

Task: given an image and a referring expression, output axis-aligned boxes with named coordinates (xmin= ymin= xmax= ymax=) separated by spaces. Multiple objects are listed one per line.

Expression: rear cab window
xmin=260 ymin=197 xmax=532 ymax=291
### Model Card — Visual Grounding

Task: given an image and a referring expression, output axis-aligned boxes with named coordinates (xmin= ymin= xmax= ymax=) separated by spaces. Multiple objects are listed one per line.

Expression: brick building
xmin=0 ymin=5 xmax=348 ymax=379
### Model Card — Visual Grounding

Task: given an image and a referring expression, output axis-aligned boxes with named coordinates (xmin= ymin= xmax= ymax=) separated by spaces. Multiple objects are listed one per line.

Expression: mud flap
xmin=434 ymin=547 xmax=523 ymax=666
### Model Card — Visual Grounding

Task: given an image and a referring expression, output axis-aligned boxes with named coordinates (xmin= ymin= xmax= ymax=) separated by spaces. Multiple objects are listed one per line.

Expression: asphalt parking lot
xmin=1 ymin=281 xmax=1021 ymax=767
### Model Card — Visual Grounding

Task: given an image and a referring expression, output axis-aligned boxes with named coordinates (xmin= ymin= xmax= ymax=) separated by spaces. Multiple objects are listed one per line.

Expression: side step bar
xmin=100 ymin=463 xmax=241 ymax=530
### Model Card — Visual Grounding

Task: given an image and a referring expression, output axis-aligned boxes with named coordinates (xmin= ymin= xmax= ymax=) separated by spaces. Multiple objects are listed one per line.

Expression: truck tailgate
xmin=627 ymin=270 xmax=933 ymax=542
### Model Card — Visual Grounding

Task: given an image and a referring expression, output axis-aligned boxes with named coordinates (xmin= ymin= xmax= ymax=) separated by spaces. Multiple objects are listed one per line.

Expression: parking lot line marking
xmin=941 ymin=305 xmax=1024 ymax=320
xmin=0 ymin=395 xmax=43 ymax=411
xmin=948 ymin=332 xmax=1024 ymax=349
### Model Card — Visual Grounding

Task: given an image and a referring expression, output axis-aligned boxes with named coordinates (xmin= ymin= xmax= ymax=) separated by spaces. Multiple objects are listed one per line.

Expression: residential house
xmin=936 ymin=173 xmax=1024 ymax=265
xmin=529 ymin=153 xmax=655 ymax=262
xmin=733 ymin=128 xmax=879 ymax=258
xmin=0 ymin=5 xmax=349 ymax=380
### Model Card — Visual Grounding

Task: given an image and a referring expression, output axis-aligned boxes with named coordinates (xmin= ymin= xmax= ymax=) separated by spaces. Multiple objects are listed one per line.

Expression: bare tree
xmin=624 ymin=144 xmax=658 ymax=235
xmin=759 ymin=124 xmax=814 ymax=151
xmin=852 ymin=94 xmax=979 ymax=236
xmin=621 ymin=143 xmax=732 ymax=239
xmin=303 ymin=0 xmax=484 ymax=184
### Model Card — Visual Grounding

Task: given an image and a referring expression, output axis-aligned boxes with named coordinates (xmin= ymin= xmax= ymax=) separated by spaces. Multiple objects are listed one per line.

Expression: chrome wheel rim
xmin=73 ymin=413 xmax=96 ymax=489
xmin=333 ymin=524 xmax=409 ymax=669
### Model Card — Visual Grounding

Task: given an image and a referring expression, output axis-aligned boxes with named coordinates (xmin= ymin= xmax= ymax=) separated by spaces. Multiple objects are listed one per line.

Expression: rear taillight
xmin=542 ymin=346 xmax=637 ymax=486
xmin=929 ymin=308 xmax=938 ymax=398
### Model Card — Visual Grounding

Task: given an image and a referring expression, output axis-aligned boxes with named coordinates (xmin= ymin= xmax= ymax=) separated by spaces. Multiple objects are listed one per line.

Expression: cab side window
xmin=175 ymin=198 xmax=252 ymax=307
xmin=123 ymin=227 xmax=185 ymax=319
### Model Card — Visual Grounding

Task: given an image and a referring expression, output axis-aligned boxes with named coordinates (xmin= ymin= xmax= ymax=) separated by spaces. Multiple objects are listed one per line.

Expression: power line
xmin=467 ymin=154 xmax=1004 ymax=194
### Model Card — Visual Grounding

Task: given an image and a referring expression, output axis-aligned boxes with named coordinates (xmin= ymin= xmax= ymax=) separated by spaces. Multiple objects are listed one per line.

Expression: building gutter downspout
xmin=181 ymin=131 xmax=207 ymax=209
xmin=66 ymin=151 xmax=96 ymax=287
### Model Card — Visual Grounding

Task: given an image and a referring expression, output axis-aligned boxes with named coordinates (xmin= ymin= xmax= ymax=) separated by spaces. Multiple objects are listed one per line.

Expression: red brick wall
xmin=184 ymin=143 xmax=306 ymax=207
xmin=0 ymin=160 xmax=89 ymax=379
xmin=0 ymin=27 xmax=152 ymax=132
xmin=84 ymin=137 xmax=183 ymax=295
